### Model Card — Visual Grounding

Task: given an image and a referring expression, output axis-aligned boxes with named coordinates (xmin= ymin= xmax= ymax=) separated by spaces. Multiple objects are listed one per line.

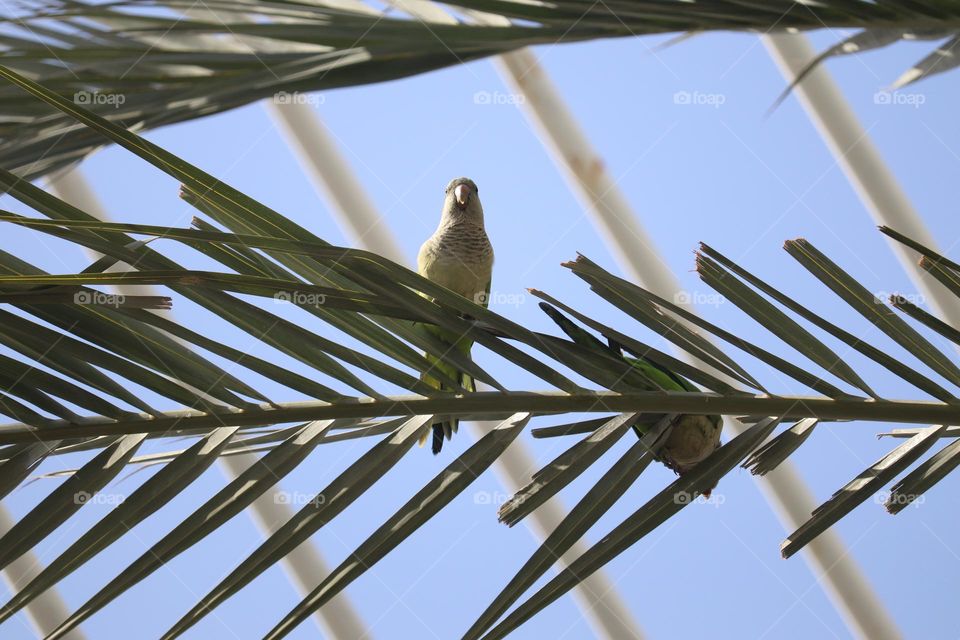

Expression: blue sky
xmin=2 ymin=28 xmax=959 ymax=640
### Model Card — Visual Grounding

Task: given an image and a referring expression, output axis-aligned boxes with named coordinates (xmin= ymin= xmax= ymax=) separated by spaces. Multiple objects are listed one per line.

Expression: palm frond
xmin=2 ymin=1 xmax=960 ymax=177
xmin=475 ymin=417 xmax=781 ymax=640
xmin=0 ymin=426 xmax=237 ymax=625
xmin=781 ymin=424 xmax=947 ymax=558
xmin=0 ymin=65 xmax=957 ymax=638
xmin=464 ymin=414 xmax=673 ymax=640
xmin=497 ymin=412 xmax=643 ymax=527
xmin=742 ymin=417 xmax=819 ymax=476
xmin=41 ymin=419 xmax=339 ymax=640
xmin=770 ymin=28 xmax=959 ymax=110
xmin=261 ymin=412 xmax=532 ymax=640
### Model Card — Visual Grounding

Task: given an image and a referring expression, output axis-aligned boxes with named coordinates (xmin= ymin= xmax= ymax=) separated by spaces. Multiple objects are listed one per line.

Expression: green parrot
xmin=417 ymin=177 xmax=493 ymax=454
xmin=539 ymin=302 xmax=723 ymax=483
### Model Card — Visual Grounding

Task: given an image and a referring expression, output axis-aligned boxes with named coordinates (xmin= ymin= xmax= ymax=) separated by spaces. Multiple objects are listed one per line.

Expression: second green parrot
xmin=540 ymin=302 xmax=723 ymax=480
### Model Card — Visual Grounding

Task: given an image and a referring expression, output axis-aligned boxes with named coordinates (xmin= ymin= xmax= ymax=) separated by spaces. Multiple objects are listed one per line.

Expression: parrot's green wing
xmin=611 ymin=339 xmax=722 ymax=430
xmin=539 ymin=302 xmax=703 ymax=393
xmin=538 ymin=303 xmax=723 ymax=470
xmin=539 ymin=302 xmax=687 ymax=391
xmin=609 ymin=338 xmax=697 ymax=393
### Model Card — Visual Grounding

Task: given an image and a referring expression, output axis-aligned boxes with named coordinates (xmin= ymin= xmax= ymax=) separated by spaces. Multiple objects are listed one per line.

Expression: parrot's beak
xmin=454 ymin=184 xmax=470 ymax=208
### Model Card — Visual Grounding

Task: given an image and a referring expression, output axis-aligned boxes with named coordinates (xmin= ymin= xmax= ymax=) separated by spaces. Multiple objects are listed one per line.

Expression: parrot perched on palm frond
xmin=417 ymin=177 xmax=494 ymax=454
xmin=539 ymin=302 xmax=723 ymax=482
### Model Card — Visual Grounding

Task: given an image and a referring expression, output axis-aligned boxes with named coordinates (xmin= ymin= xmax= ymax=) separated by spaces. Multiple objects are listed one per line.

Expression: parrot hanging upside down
xmin=539 ymin=303 xmax=723 ymax=489
xmin=417 ymin=177 xmax=494 ymax=454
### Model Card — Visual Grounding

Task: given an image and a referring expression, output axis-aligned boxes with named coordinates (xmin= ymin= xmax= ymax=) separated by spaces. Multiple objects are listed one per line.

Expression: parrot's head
xmin=443 ymin=177 xmax=483 ymax=222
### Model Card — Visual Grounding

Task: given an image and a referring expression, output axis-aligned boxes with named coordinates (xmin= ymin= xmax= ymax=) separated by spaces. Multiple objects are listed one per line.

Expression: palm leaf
xmin=262 ymin=412 xmax=532 ymax=640
xmin=2 ymin=1 xmax=960 ymax=177
xmin=43 ymin=419 xmax=339 ymax=640
xmin=160 ymin=414 xmax=433 ymax=638
xmin=464 ymin=414 xmax=675 ymax=640
xmin=476 ymin=417 xmax=780 ymax=640
xmin=0 ymin=65 xmax=956 ymax=638
xmin=0 ymin=426 xmax=238 ymax=625
xmin=0 ymin=433 xmax=147 ymax=572
xmin=885 ymin=437 xmax=960 ymax=514
xmin=742 ymin=418 xmax=819 ymax=476
xmin=497 ymin=412 xmax=642 ymax=527
xmin=781 ymin=424 xmax=947 ymax=558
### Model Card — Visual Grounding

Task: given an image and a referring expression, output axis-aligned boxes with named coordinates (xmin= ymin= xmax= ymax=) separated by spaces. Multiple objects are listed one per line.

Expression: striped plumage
xmin=417 ymin=177 xmax=493 ymax=453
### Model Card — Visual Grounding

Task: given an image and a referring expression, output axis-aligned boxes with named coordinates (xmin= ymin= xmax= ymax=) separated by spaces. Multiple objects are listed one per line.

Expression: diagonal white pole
xmin=268 ymin=99 xmax=646 ymax=640
xmin=47 ymin=168 xmax=369 ymax=640
xmin=494 ymin=47 xmax=900 ymax=640
xmin=763 ymin=32 xmax=960 ymax=335
xmin=265 ymin=104 xmax=407 ymax=265
xmin=0 ymin=507 xmax=86 ymax=639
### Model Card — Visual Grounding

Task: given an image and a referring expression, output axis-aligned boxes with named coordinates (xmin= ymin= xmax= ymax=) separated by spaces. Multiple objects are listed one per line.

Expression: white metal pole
xmin=268 ymin=101 xmax=646 ymax=640
xmin=0 ymin=507 xmax=86 ymax=639
xmin=495 ymin=47 xmax=900 ymax=640
xmin=216 ymin=455 xmax=371 ymax=640
xmin=763 ymin=32 xmax=960 ymax=331
xmin=266 ymin=102 xmax=407 ymax=264
xmin=267 ymin=2 xmax=642 ymax=630
xmin=47 ymin=168 xmax=369 ymax=640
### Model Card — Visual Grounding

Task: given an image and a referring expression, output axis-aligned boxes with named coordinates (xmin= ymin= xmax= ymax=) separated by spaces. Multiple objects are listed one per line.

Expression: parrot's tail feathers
xmin=431 ymin=423 xmax=444 ymax=455
xmin=430 ymin=419 xmax=459 ymax=454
